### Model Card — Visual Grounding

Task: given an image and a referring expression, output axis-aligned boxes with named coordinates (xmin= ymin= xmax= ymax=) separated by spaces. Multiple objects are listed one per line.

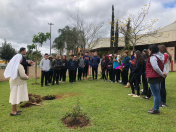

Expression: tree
xmin=52 ymin=36 xmax=65 ymax=55
xmin=124 ymin=19 xmax=131 ymax=47
xmin=0 ymin=39 xmax=16 ymax=64
xmin=26 ymin=44 xmax=36 ymax=60
xmin=70 ymin=13 xmax=105 ymax=51
xmin=32 ymin=32 xmax=50 ymax=84
xmin=119 ymin=3 xmax=158 ymax=50
xmin=114 ymin=20 xmax=119 ymax=53
xmin=110 ymin=5 xmax=115 ymax=53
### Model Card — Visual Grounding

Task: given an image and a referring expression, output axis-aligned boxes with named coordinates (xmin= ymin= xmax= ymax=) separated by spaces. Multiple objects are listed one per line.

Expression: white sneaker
xmin=133 ymin=95 xmax=140 ymax=98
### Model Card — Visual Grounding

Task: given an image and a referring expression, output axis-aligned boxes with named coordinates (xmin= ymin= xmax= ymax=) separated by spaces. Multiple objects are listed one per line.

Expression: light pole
xmin=48 ymin=22 xmax=54 ymax=55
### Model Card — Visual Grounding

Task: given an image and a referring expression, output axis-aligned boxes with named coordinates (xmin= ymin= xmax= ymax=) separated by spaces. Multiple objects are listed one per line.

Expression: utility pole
xmin=48 ymin=22 xmax=54 ymax=55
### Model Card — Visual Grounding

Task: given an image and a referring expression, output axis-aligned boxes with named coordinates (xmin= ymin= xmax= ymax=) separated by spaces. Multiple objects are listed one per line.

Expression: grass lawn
xmin=0 ymin=72 xmax=176 ymax=132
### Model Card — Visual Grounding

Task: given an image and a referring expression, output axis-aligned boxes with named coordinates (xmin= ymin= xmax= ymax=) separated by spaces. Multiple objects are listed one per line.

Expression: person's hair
xmin=158 ymin=45 xmax=172 ymax=62
xmin=141 ymin=53 xmax=147 ymax=61
xmin=124 ymin=50 xmax=128 ymax=55
xmin=142 ymin=49 xmax=149 ymax=58
xmin=81 ymin=53 xmax=84 ymax=56
xmin=134 ymin=50 xmax=144 ymax=65
xmin=71 ymin=54 xmax=74 ymax=57
xmin=148 ymin=45 xmax=159 ymax=55
xmin=45 ymin=53 xmax=48 ymax=56
xmin=19 ymin=47 xmax=26 ymax=53
xmin=85 ymin=51 xmax=89 ymax=54
xmin=103 ymin=54 xmax=106 ymax=59
xmin=62 ymin=55 xmax=67 ymax=60
xmin=56 ymin=54 xmax=60 ymax=58
xmin=131 ymin=50 xmax=135 ymax=59
xmin=109 ymin=56 xmax=113 ymax=60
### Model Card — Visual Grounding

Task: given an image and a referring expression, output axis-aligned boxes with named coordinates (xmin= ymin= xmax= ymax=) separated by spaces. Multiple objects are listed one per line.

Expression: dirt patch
xmin=42 ymin=95 xmax=56 ymax=100
xmin=20 ymin=94 xmax=42 ymax=108
xmin=55 ymin=93 xmax=79 ymax=99
xmin=62 ymin=116 xmax=90 ymax=129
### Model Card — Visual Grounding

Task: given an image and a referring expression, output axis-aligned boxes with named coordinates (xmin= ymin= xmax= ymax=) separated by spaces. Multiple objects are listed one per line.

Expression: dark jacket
xmin=107 ymin=60 xmax=113 ymax=70
xmin=20 ymin=56 xmax=31 ymax=74
xmin=122 ymin=56 xmax=130 ymax=71
xmin=91 ymin=56 xmax=100 ymax=68
xmin=61 ymin=60 xmax=68 ymax=70
xmin=53 ymin=59 xmax=63 ymax=70
xmin=132 ymin=60 xmax=143 ymax=76
xmin=83 ymin=55 xmax=90 ymax=66
xmin=67 ymin=59 xmax=77 ymax=70
xmin=101 ymin=59 xmax=107 ymax=70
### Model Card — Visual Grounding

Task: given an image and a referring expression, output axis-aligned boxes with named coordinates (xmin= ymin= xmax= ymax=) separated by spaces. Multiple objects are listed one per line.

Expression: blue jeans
xmin=149 ymin=83 xmax=161 ymax=110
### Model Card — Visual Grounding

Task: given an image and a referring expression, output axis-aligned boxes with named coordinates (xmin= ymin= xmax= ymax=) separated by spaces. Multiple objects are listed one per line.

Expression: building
xmin=89 ymin=21 xmax=176 ymax=71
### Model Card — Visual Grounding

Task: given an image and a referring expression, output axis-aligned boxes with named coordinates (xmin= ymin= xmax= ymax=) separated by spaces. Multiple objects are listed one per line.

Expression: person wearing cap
xmin=48 ymin=56 xmax=54 ymax=83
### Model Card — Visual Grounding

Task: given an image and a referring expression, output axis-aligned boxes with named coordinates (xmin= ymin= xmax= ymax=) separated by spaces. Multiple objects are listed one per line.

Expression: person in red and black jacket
xmin=146 ymin=45 xmax=166 ymax=114
xmin=158 ymin=45 xmax=172 ymax=107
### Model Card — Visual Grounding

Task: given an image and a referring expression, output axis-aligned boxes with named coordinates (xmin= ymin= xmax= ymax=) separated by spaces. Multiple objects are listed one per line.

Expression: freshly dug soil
xmin=20 ymin=94 xmax=42 ymax=108
xmin=42 ymin=95 xmax=56 ymax=100
xmin=62 ymin=116 xmax=90 ymax=129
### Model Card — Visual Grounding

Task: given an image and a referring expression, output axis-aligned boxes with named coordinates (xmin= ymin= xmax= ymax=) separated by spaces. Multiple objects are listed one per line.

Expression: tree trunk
xmin=35 ymin=46 xmax=38 ymax=84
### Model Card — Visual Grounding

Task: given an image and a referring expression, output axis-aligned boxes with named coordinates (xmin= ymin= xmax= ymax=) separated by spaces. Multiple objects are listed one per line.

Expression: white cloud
xmin=0 ymin=0 xmax=175 ymax=53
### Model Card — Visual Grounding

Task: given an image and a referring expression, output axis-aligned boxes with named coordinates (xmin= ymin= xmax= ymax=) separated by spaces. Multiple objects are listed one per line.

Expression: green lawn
xmin=0 ymin=72 xmax=176 ymax=132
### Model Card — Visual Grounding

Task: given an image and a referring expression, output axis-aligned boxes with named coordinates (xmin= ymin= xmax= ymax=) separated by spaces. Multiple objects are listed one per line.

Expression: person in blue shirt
xmin=67 ymin=55 xmax=77 ymax=83
xmin=112 ymin=55 xmax=120 ymax=83
xmin=121 ymin=50 xmax=130 ymax=85
xmin=83 ymin=52 xmax=90 ymax=79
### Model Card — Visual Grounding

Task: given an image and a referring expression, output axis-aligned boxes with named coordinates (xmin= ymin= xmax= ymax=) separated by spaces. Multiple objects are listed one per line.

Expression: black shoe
xmin=148 ymin=109 xmax=160 ymax=114
xmin=141 ymin=96 xmax=149 ymax=100
xmin=159 ymin=102 xmax=163 ymax=107
xmin=17 ymin=111 xmax=22 ymax=113
xmin=140 ymin=92 xmax=146 ymax=95
xmin=10 ymin=112 xmax=21 ymax=116
xmin=162 ymin=103 xmax=167 ymax=107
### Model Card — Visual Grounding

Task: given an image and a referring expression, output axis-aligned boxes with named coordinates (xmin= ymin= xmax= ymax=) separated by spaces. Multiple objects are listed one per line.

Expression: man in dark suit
xmin=19 ymin=47 xmax=34 ymax=74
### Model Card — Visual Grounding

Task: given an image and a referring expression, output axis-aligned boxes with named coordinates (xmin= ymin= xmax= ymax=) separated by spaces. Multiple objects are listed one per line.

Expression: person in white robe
xmin=4 ymin=54 xmax=29 ymax=116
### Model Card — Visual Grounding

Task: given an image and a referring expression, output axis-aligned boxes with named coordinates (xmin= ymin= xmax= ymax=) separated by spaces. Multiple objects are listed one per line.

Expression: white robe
xmin=9 ymin=64 xmax=29 ymax=105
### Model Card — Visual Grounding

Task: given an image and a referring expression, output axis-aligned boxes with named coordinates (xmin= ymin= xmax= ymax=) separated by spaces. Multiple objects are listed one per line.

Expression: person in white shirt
xmin=40 ymin=53 xmax=50 ymax=87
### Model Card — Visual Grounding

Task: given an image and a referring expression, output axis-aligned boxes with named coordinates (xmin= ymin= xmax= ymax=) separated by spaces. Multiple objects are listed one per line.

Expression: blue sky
xmin=163 ymin=0 xmax=176 ymax=8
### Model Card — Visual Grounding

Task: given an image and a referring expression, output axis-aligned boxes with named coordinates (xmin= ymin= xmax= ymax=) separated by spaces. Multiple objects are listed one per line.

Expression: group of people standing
xmin=4 ymin=44 xmax=170 ymax=116
xmin=40 ymin=52 xmax=94 ymax=87
xmin=99 ymin=45 xmax=170 ymax=114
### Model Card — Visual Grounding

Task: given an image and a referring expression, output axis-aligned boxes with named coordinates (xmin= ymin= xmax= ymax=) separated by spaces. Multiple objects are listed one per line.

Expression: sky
xmin=0 ymin=0 xmax=176 ymax=54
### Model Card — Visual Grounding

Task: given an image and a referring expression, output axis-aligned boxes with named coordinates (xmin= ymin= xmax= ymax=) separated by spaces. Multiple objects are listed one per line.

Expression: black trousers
xmin=41 ymin=71 xmax=49 ymax=86
xmin=130 ymin=75 xmax=140 ymax=95
xmin=83 ymin=66 xmax=88 ymax=77
xmin=69 ymin=70 xmax=74 ymax=82
xmin=52 ymin=70 xmax=60 ymax=84
xmin=78 ymin=68 xmax=84 ymax=80
xmin=60 ymin=69 xmax=67 ymax=82
xmin=107 ymin=69 xmax=113 ymax=81
xmin=142 ymin=73 xmax=148 ymax=95
xmin=73 ymin=69 xmax=77 ymax=81
xmin=160 ymin=78 xmax=166 ymax=103
xmin=112 ymin=69 xmax=120 ymax=82
xmin=92 ymin=67 xmax=98 ymax=79
xmin=102 ymin=68 xmax=107 ymax=80
xmin=48 ymin=70 xmax=53 ymax=83
xmin=122 ymin=70 xmax=129 ymax=85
